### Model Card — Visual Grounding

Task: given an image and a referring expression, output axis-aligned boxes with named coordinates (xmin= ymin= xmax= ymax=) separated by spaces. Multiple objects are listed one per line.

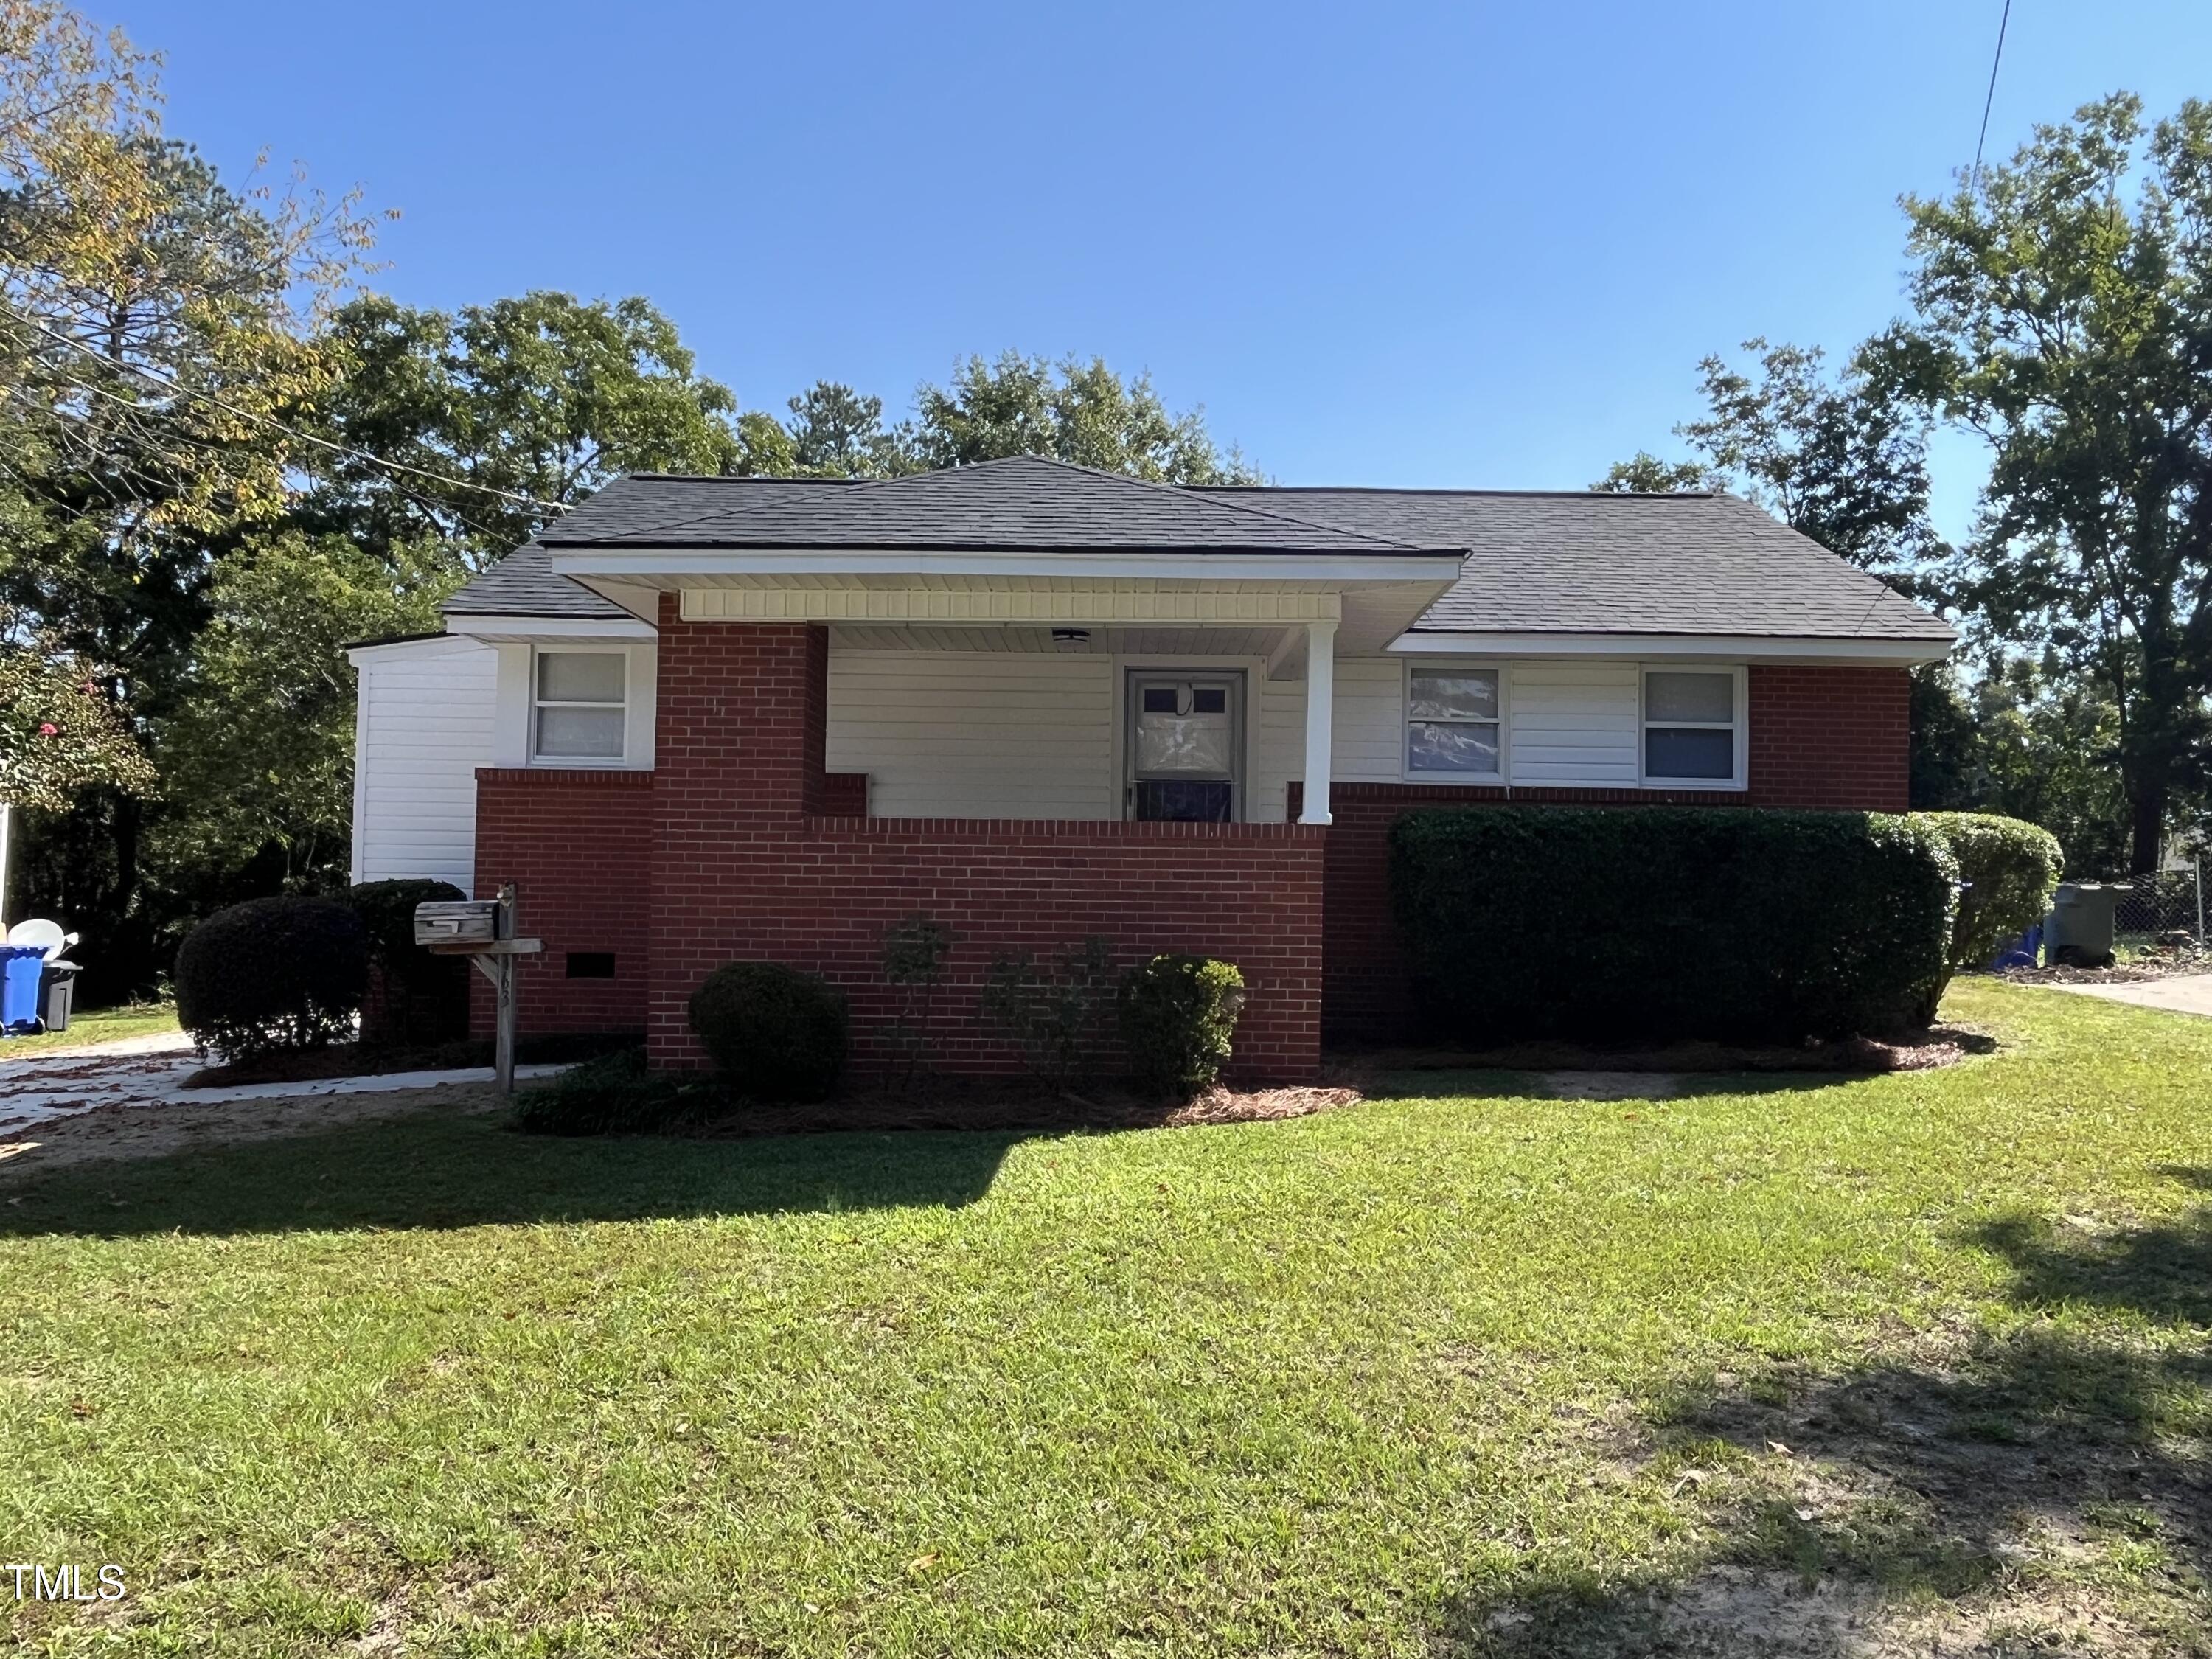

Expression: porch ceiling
xmin=829 ymin=624 xmax=1298 ymax=658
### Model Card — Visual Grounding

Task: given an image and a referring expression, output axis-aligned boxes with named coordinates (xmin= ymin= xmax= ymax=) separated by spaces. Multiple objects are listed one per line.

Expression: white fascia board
xmin=544 ymin=546 xmax=1467 ymax=585
xmin=344 ymin=633 xmax=484 ymax=667
xmin=1387 ymin=631 xmax=1955 ymax=665
xmin=442 ymin=613 xmax=658 ymax=642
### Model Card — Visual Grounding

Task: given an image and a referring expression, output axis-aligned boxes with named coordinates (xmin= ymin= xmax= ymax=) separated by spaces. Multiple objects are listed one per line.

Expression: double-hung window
xmin=533 ymin=650 xmax=627 ymax=762
xmin=1405 ymin=664 xmax=1503 ymax=779
xmin=1641 ymin=668 xmax=1744 ymax=787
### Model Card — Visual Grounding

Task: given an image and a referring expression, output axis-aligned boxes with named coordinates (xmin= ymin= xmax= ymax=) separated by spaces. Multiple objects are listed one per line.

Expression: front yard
xmin=4 ymin=979 xmax=2209 ymax=1655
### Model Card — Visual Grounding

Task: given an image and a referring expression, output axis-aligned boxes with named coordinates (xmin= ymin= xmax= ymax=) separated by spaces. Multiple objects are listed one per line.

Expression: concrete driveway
xmin=2045 ymin=973 xmax=2212 ymax=1019
xmin=0 ymin=1030 xmax=566 ymax=1134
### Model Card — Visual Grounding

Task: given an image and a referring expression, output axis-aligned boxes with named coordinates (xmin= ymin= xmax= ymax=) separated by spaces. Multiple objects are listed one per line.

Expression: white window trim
xmin=1638 ymin=664 xmax=1747 ymax=791
xmin=531 ymin=646 xmax=629 ymax=767
xmin=1402 ymin=658 xmax=1508 ymax=783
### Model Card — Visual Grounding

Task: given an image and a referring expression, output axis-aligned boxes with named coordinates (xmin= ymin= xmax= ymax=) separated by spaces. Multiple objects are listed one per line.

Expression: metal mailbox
xmin=413 ymin=900 xmax=504 ymax=947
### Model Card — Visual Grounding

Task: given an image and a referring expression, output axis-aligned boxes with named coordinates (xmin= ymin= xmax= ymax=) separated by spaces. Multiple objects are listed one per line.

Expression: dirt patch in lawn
xmin=2002 ymin=949 xmax=2212 ymax=986
xmin=0 ymin=1083 xmax=502 ymax=1176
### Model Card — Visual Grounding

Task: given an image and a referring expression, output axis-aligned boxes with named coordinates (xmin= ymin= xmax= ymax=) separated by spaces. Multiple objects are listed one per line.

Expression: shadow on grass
xmin=0 ymin=1107 xmax=1019 ymax=1238
xmin=1437 ymin=1176 xmax=2212 ymax=1655
xmin=1360 ymin=1068 xmax=1867 ymax=1104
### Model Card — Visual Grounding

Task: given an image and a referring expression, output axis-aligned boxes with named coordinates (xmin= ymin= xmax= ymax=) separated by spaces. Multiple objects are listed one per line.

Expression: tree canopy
xmin=1877 ymin=92 xmax=2212 ymax=872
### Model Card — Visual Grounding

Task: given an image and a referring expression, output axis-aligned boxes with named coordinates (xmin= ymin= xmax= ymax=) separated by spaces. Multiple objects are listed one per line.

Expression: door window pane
xmin=1141 ymin=686 xmax=1179 ymax=714
xmin=1135 ymin=779 xmax=1233 ymax=822
xmin=1644 ymin=727 xmax=1733 ymax=779
xmin=1644 ymin=670 xmax=1733 ymax=724
xmin=1408 ymin=669 xmax=1499 ymax=721
xmin=1137 ymin=717 xmax=1233 ymax=774
xmin=1409 ymin=720 xmax=1500 ymax=773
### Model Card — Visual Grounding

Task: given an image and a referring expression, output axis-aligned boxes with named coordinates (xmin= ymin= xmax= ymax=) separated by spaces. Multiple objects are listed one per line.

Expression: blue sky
xmin=116 ymin=1 xmax=2212 ymax=541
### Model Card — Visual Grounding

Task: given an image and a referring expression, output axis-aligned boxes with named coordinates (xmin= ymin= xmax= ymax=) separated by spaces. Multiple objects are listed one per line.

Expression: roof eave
xmin=1388 ymin=630 xmax=1955 ymax=665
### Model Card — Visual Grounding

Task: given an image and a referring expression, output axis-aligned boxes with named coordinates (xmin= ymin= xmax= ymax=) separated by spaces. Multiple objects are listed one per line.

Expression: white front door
xmin=1127 ymin=672 xmax=1242 ymax=822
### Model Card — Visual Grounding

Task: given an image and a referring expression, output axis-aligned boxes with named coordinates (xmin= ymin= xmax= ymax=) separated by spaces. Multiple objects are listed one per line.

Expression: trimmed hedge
xmin=1117 ymin=954 xmax=1246 ymax=1099
xmin=686 ymin=961 xmax=849 ymax=1102
xmin=174 ymin=896 xmax=371 ymax=1062
xmin=1388 ymin=807 xmax=1957 ymax=1045
xmin=1914 ymin=812 xmax=2063 ymax=975
xmin=344 ymin=878 xmax=468 ymax=1047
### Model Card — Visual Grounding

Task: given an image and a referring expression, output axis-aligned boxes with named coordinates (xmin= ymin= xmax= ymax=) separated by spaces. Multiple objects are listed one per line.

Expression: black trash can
xmin=38 ymin=958 xmax=78 ymax=1034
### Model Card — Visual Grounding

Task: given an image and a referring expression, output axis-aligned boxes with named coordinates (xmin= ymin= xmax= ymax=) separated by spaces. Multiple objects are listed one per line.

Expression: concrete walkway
xmin=0 ymin=1030 xmax=566 ymax=1133
xmin=2046 ymin=972 xmax=2212 ymax=1019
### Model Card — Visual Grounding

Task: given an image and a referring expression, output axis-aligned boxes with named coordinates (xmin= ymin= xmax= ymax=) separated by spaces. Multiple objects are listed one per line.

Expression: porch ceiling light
xmin=1051 ymin=627 xmax=1091 ymax=650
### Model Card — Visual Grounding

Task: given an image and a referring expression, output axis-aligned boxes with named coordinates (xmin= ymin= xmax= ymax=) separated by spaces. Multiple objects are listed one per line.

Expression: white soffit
xmin=682 ymin=585 xmax=1349 ymax=625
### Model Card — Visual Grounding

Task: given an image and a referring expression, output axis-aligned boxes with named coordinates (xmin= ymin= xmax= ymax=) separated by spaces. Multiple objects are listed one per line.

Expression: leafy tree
xmin=907 ymin=352 xmax=1261 ymax=484
xmin=296 ymin=291 xmax=742 ymax=565
xmin=783 ymin=380 xmax=908 ymax=478
xmin=1595 ymin=338 xmax=1939 ymax=582
xmin=0 ymin=613 xmax=152 ymax=813
xmin=1593 ymin=452 xmax=1712 ymax=493
xmin=1877 ymin=93 xmax=2212 ymax=872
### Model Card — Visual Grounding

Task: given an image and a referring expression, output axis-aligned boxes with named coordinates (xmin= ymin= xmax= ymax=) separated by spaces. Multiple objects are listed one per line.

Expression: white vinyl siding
xmin=827 ymin=650 xmax=1116 ymax=818
xmin=1506 ymin=662 xmax=1641 ymax=787
xmin=349 ymin=636 xmax=497 ymax=891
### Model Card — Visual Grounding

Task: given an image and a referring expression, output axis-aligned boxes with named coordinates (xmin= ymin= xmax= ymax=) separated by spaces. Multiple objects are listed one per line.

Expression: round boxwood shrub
xmin=1117 ymin=953 xmax=1247 ymax=1099
xmin=686 ymin=961 xmax=849 ymax=1102
xmin=343 ymin=877 xmax=468 ymax=1047
xmin=174 ymin=895 xmax=370 ymax=1062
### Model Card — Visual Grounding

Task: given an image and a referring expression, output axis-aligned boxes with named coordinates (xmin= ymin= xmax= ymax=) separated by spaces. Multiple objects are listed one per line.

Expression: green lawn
xmin=4 ymin=979 xmax=2210 ymax=1655
xmin=0 ymin=1000 xmax=178 ymax=1056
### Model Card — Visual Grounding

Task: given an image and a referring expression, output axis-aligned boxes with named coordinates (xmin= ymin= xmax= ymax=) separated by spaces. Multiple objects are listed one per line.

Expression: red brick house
xmin=347 ymin=456 xmax=1952 ymax=1079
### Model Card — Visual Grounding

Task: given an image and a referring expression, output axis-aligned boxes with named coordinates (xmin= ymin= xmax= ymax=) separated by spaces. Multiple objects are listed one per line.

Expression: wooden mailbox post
xmin=413 ymin=884 xmax=543 ymax=1093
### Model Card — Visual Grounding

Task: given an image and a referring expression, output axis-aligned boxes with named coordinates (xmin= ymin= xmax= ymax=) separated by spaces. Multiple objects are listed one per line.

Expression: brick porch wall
xmin=473 ymin=767 xmax=654 ymax=1037
xmin=646 ymin=605 xmax=1326 ymax=1081
xmin=1303 ymin=664 xmax=1913 ymax=1040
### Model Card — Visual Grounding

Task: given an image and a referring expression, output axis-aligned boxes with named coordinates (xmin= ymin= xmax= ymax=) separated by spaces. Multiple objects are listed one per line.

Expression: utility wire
xmin=1971 ymin=0 xmax=2014 ymax=193
xmin=7 ymin=310 xmax=572 ymax=515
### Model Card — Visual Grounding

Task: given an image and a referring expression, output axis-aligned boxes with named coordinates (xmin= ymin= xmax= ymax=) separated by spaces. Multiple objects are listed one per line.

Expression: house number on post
xmin=411 ymin=883 xmax=544 ymax=1093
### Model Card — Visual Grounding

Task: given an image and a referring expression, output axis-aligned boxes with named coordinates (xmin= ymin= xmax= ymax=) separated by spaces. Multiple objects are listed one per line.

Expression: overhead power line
xmin=9 ymin=311 xmax=572 ymax=515
xmin=1972 ymin=0 xmax=2014 ymax=192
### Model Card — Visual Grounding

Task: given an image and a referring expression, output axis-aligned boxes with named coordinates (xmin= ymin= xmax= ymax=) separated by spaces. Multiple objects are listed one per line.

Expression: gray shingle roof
xmin=1191 ymin=486 xmax=1952 ymax=641
xmin=441 ymin=461 xmax=1951 ymax=645
xmin=532 ymin=455 xmax=1448 ymax=554
xmin=440 ymin=543 xmax=632 ymax=619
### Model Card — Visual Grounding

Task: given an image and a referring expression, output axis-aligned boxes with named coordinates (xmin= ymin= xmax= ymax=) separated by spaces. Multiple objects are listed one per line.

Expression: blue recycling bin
xmin=1 ymin=945 xmax=46 ymax=1033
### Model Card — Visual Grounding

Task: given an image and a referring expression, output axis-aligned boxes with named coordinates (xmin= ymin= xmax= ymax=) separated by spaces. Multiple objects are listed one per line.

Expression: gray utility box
xmin=2046 ymin=883 xmax=2130 ymax=969
xmin=413 ymin=900 xmax=504 ymax=947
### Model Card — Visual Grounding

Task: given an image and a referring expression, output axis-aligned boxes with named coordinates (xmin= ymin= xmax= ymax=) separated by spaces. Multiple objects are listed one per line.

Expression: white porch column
xmin=1299 ymin=619 xmax=1337 ymax=826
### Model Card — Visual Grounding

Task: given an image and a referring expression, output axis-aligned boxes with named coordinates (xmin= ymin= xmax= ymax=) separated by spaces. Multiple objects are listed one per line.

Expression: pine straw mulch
xmin=675 ymin=1076 xmax=1366 ymax=1140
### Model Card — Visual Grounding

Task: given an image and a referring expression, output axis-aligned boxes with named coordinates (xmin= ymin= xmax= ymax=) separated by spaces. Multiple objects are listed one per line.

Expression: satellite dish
xmin=5 ymin=918 xmax=66 ymax=956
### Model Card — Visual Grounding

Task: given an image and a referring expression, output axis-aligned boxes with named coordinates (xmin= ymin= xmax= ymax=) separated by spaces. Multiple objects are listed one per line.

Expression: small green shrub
xmin=686 ymin=961 xmax=849 ymax=1102
xmin=1117 ymin=954 xmax=1246 ymax=1099
xmin=979 ymin=936 xmax=1115 ymax=1091
xmin=880 ymin=912 xmax=953 ymax=1086
xmin=1916 ymin=812 xmax=2064 ymax=974
xmin=512 ymin=1047 xmax=705 ymax=1135
xmin=344 ymin=878 xmax=468 ymax=1047
xmin=174 ymin=896 xmax=371 ymax=1062
xmin=1389 ymin=807 xmax=1957 ymax=1045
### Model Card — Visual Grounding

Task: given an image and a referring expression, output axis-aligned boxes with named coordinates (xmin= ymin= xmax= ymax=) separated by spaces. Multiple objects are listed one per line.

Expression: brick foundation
xmin=1300 ymin=664 xmax=1913 ymax=1040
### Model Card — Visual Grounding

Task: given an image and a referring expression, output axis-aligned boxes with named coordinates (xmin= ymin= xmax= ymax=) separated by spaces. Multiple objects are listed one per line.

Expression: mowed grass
xmin=0 ymin=1000 xmax=178 ymax=1057
xmin=4 ymin=979 xmax=2211 ymax=1655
